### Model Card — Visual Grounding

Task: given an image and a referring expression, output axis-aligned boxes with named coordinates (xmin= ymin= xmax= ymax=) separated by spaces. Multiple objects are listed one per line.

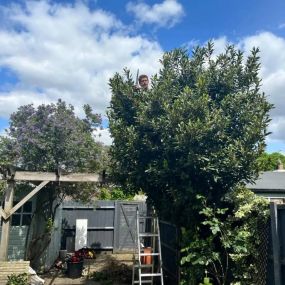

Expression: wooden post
xmin=0 ymin=180 xmax=15 ymax=261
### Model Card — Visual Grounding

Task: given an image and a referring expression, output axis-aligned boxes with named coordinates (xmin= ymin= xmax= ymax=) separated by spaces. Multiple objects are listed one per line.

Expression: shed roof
xmin=247 ymin=171 xmax=285 ymax=192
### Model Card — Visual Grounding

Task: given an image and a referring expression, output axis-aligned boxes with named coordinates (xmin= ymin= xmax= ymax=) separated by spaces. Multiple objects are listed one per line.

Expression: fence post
xmin=0 ymin=180 xmax=15 ymax=261
xmin=113 ymin=201 xmax=119 ymax=253
xmin=270 ymin=202 xmax=281 ymax=285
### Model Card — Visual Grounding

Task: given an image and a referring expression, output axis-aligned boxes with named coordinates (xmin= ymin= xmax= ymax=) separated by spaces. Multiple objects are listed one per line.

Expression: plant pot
xmin=141 ymin=247 xmax=152 ymax=265
xmin=66 ymin=260 xmax=84 ymax=278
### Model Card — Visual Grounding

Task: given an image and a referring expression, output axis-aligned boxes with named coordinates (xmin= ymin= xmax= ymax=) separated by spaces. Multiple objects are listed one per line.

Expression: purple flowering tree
xmin=0 ymin=99 xmax=103 ymax=267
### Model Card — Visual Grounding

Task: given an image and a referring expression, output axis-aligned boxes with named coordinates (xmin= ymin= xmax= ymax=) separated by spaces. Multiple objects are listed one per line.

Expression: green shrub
xmin=180 ymin=187 xmax=269 ymax=284
xmin=6 ymin=273 xmax=29 ymax=285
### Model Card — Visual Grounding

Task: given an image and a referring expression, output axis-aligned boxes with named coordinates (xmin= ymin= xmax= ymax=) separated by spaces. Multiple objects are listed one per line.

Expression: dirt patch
xmin=41 ymin=253 xmax=134 ymax=285
xmin=89 ymin=254 xmax=133 ymax=285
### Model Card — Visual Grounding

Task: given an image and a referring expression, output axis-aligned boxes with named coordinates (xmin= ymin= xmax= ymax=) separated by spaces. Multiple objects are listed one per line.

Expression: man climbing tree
xmin=138 ymin=74 xmax=149 ymax=90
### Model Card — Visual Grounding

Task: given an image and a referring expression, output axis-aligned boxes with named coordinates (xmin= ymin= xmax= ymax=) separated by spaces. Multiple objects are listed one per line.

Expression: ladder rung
xmin=139 ymin=216 xmax=157 ymax=219
xmin=139 ymin=233 xmax=158 ymax=237
xmin=141 ymin=273 xmax=162 ymax=277
xmin=134 ymin=264 xmax=153 ymax=268
xmin=140 ymin=253 xmax=159 ymax=256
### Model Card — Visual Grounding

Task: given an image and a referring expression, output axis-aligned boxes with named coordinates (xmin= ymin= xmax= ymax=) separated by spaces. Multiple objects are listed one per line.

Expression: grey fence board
xmin=62 ymin=200 xmax=116 ymax=250
xmin=160 ymin=221 xmax=180 ymax=285
xmin=113 ymin=202 xmax=147 ymax=252
xmin=60 ymin=200 xmax=180 ymax=284
xmin=61 ymin=200 xmax=146 ymax=252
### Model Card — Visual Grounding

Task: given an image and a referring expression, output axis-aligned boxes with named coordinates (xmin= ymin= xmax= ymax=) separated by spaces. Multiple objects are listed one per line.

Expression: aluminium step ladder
xmin=132 ymin=208 xmax=164 ymax=285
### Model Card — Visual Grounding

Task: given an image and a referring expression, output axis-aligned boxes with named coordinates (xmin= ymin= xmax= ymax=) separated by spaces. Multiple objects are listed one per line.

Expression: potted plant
xmin=66 ymin=254 xmax=84 ymax=278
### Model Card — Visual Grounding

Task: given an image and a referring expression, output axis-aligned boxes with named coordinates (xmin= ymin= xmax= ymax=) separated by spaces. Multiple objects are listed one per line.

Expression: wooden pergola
xmin=0 ymin=171 xmax=102 ymax=261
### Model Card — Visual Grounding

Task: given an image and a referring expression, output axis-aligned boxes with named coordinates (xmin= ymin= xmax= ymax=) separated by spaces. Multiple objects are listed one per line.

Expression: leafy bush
xmin=180 ymin=187 xmax=269 ymax=284
xmin=257 ymin=152 xmax=285 ymax=171
xmin=6 ymin=273 xmax=29 ymax=285
xmin=98 ymin=187 xmax=133 ymax=200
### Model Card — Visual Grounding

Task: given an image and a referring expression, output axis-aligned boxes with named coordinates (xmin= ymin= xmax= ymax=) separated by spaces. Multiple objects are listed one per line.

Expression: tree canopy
xmin=258 ymin=152 xmax=285 ymax=171
xmin=108 ymin=43 xmax=272 ymax=223
xmin=0 ymin=99 xmax=101 ymax=173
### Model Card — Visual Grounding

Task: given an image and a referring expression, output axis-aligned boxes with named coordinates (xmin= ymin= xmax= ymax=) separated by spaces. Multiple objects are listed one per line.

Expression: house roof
xmin=247 ymin=171 xmax=285 ymax=194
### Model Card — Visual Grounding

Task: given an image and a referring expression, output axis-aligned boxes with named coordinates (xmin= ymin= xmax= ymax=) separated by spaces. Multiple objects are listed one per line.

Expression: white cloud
xmin=126 ymin=0 xmax=184 ymax=28
xmin=0 ymin=90 xmax=52 ymax=118
xmin=213 ymin=32 xmax=285 ymax=149
xmin=239 ymin=32 xmax=285 ymax=145
xmin=94 ymin=128 xmax=112 ymax=145
xmin=0 ymin=1 xmax=163 ymax=119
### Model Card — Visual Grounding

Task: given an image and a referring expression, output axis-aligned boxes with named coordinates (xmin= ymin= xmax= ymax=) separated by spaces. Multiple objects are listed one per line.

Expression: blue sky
xmin=0 ymin=0 xmax=285 ymax=151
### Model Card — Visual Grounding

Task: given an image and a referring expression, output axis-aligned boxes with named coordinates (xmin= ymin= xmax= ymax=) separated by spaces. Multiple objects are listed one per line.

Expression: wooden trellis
xmin=0 ymin=170 xmax=101 ymax=261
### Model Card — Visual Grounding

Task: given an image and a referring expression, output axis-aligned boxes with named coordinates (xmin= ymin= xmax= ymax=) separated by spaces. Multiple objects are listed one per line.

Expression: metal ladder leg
xmin=157 ymin=217 xmax=164 ymax=285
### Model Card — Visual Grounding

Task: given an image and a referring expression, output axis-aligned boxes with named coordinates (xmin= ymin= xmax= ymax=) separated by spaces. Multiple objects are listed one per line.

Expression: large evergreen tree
xmin=108 ymin=43 xmax=272 ymax=284
xmin=109 ymin=43 xmax=271 ymax=221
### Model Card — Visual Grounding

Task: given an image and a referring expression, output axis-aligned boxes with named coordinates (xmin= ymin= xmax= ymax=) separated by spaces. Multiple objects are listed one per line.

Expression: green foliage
xmin=0 ymin=180 xmax=6 ymax=194
xmin=0 ymin=100 xmax=101 ymax=172
xmin=108 ymin=43 xmax=271 ymax=222
xmin=45 ymin=217 xmax=54 ymax=233
xmin=257 ymin=152 xmax=285 ymax=171
xmin=180 ymin=187 xmax=269 ymax=284
xmin=98 ymin=187 xmax=133 ymax=200
xmin=0 ymin=99 xmax=106 ymax=200
xmin=108 ymin=42 xmax=272 ymax=284
xmin=6 ymin=273 xmax=29 ymax=285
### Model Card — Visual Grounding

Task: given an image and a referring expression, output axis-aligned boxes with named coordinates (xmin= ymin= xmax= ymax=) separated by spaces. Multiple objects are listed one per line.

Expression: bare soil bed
xmin=42 ymin=253 xmax=133 ymax=285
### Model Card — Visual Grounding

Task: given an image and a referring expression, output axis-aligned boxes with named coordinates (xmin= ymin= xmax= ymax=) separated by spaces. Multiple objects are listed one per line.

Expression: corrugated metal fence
xmin=61 ymin=200 xmax=147 ymax=252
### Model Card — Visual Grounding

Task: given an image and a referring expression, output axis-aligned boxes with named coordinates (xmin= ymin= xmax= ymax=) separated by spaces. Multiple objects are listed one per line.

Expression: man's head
xmin=138 ymin=74 xmax=149 ymax=90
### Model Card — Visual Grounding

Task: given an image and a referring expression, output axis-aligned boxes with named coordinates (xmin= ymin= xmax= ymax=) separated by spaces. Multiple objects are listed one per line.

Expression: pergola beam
xmin=4 ymin=181 xmax=50 ymax=220
xmin=1 ymin=171 xmax=102 ymax=182
xmin=0 ymin=208 xmax=7 ymax=220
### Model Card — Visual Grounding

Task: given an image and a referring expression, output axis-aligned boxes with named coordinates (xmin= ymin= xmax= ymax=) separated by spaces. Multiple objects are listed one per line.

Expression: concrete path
xmin=44 ymin=276 xmax=99 ymax=285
